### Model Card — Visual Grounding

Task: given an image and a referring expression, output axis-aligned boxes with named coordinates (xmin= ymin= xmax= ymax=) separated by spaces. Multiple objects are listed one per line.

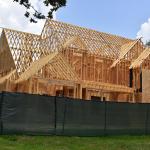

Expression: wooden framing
xmin=0 ymin=19 xmax=150 ymax=102
xmin=130 ymin=47 xmax=150 ymax=69
xmin=110 ymin=39 xmax=142 ymax=68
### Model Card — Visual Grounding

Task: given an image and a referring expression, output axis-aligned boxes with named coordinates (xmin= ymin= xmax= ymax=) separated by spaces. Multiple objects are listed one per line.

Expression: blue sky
xmin=0 ymin=0 xmax=150 ymax=42
xmin=56 ymin=0 xmax=150 ymax=39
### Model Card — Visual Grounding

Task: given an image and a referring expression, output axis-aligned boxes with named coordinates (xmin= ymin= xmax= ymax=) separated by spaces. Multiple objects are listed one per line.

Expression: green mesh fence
xmin=0 ymin=92 xmax=150 ymax=136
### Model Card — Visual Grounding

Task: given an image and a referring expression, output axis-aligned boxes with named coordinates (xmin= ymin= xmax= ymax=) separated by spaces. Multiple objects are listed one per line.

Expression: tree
xmin=146 ymin=41 xmax=150 ymax=47
xmin=13 ymin=0 xmax=67 ymax=23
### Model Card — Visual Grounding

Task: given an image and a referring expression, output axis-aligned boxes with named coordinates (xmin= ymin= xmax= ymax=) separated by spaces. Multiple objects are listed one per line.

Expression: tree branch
xmin=12 ymin=0 xmax=66 ymax=23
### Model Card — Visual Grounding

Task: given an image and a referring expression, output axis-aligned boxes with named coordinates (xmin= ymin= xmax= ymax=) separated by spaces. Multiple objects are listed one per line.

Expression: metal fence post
xmin=0 ymin=91 xmax=4 ymax=135
xmin=54 ymin=96 xmax=57 ymax=135
xmin=104 ymin=100 xmax=107 ymax=135
xmin=145 ymin=104 xmax=149 ymax=135
xmin=62 ymin=98 xmax=67 ymax=135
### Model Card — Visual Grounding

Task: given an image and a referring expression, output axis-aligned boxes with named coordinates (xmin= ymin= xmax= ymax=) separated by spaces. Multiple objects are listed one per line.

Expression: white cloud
xmin=0 ymin=0 xmax=56 ymax=35
xmin=137 ymin=18 xmax=150 ymax=43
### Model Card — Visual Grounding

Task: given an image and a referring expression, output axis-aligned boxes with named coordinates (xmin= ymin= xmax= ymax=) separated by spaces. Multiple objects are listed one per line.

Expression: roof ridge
xmin=46 ymin=19 xmax=134 ymax=41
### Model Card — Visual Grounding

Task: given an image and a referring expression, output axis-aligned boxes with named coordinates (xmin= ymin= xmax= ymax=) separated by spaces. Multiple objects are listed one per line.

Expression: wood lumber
xmin=0 ymin=19 xmax=149 ymax=102
xmin=110 ymin=39 xmax=141 ymax=68
xmin=130 ymin=47 xmax=150 ymax=69
xmin=0 ymin=70 xmax=16 ymax=84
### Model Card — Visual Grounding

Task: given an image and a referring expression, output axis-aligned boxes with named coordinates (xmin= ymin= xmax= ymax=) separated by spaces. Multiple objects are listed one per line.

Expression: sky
xmin=0 ymin=0 xmax=150 ymax=43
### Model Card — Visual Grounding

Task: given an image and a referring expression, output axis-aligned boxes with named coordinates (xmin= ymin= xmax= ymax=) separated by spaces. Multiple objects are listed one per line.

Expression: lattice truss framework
xmin=0 ymin=19 xmax=150 ymax=92
xmin=41 ymin=20 xmax=133 ymax=58
xmin=15 ymin=53 xmax=79 ymax=83
xmin=41 ymin=20 xmax=147 ymax=67
xmin=4 ymin=29 xmax=44 ymax=74
xmin=39 ymin=20 xmax=147 ymax=86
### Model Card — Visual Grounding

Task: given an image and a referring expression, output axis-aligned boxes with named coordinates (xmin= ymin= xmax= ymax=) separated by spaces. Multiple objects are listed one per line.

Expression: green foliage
xmin=13 ymin=0 xmax=67 ymax=23
xmin=146 ymin=41 xmax=150 ymax=46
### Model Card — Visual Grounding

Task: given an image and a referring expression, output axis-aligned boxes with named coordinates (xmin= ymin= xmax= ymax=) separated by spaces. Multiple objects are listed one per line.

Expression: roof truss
xmin=3 ymin=29 xmax=46 ymax=74
xmin=110 ymin=39 xmax=141 ymax=68
xmin=15 ymin=53 xmax=79 ymax=83
xmin=63 ymin=36 xmax=87 ymax=50
xmin=15 ymin=53 xmax=58 ymax=83
xmin=0 ymin=30 xmax=16 ymax=73
xmin=130 ymin=47 xmax=150 ymax=69
xmin=41 ymin=19 xmax=133 ymax=58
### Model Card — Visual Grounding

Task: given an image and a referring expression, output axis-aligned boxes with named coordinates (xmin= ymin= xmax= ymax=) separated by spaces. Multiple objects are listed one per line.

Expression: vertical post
xmin=102 ymin=60 xmax=103 ymax=82
xmin=145 ymin=104 xmax=149 ymax=135
xmin=28 ymin=78 xmax=32 ymax=94
xmin=73 ymin=86 xmax=76 ymax=99
xmin=93 ymin=55 xmax=95 ymax=81
xmin=53 ymin=85 xmax=56 ymax=96
xmin=132 ymin=93 xmax=135 ymax=103
xmin=117 ymin=64 xmax=119 ymax=84
xmin=36 ymin=79 xmax=39 ymax=94
xmin=101 ymin=92 xmax=104 ymax=101
xmin=5 ymin=79 xmax=9 ymax=91
xmin=0 ymin=92 xmax=4 ymax=135
xmin=77 ymin=84 xmax=82 ymax=99
xmin=81 ymin=52 xmax=83 ymax=80
xmin=104 ymin=100 xmax=107 ymax=135
xmin=140 ymin=65 xmax=142 ymax=92
xmin=124 ymin=61 xmax=126 ymax=86
xmin=80 ymin=84 xmax=82 ymax=99
xmin=54 ymin=96 xmax=57 ymax=135
xmin=62 ymin=98 xmax=67 ymax=135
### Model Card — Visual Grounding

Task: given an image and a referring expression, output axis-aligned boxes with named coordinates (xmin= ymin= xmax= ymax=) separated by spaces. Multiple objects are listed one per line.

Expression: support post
xmin=80 ymin=84 xmax=82 ymax=99
xmin=77 ymin=84 xmax=82 ymax=99
xmin=5 ymin=79 xmax=9 ymax=91
xmin=0 ymin=92 xmax=4 ymax=135
xmin=132 ymin=93 xmax=135 ymax=103
xmin=36 ymin=79 xmax=39 ymax=94
xmin=28 ymin=78 xmax=32 ymax=94
xmin=73 ymin=86 xmax=76 ymax=99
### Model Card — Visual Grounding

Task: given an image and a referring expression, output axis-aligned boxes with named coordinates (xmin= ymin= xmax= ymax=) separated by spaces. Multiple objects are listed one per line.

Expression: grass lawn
xmin=0 ymin=135 xmax=150 ymax=150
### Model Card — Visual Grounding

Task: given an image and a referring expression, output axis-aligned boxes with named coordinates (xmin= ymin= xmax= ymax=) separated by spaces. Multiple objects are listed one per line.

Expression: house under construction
xmin=0 ymin=19 xmax=150 ymax=103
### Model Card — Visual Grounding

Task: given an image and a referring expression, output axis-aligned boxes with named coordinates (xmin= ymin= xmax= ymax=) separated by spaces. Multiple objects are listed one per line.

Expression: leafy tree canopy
xmin=146 ymin=41 xmax=150 ymax=47
xmin=13 ymin=0 xmax=67 ymax=23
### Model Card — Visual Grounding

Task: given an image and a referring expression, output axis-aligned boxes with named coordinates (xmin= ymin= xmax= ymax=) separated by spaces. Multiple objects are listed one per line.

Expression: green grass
xmin=0 ymin=135 xmax=150 ymax=150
